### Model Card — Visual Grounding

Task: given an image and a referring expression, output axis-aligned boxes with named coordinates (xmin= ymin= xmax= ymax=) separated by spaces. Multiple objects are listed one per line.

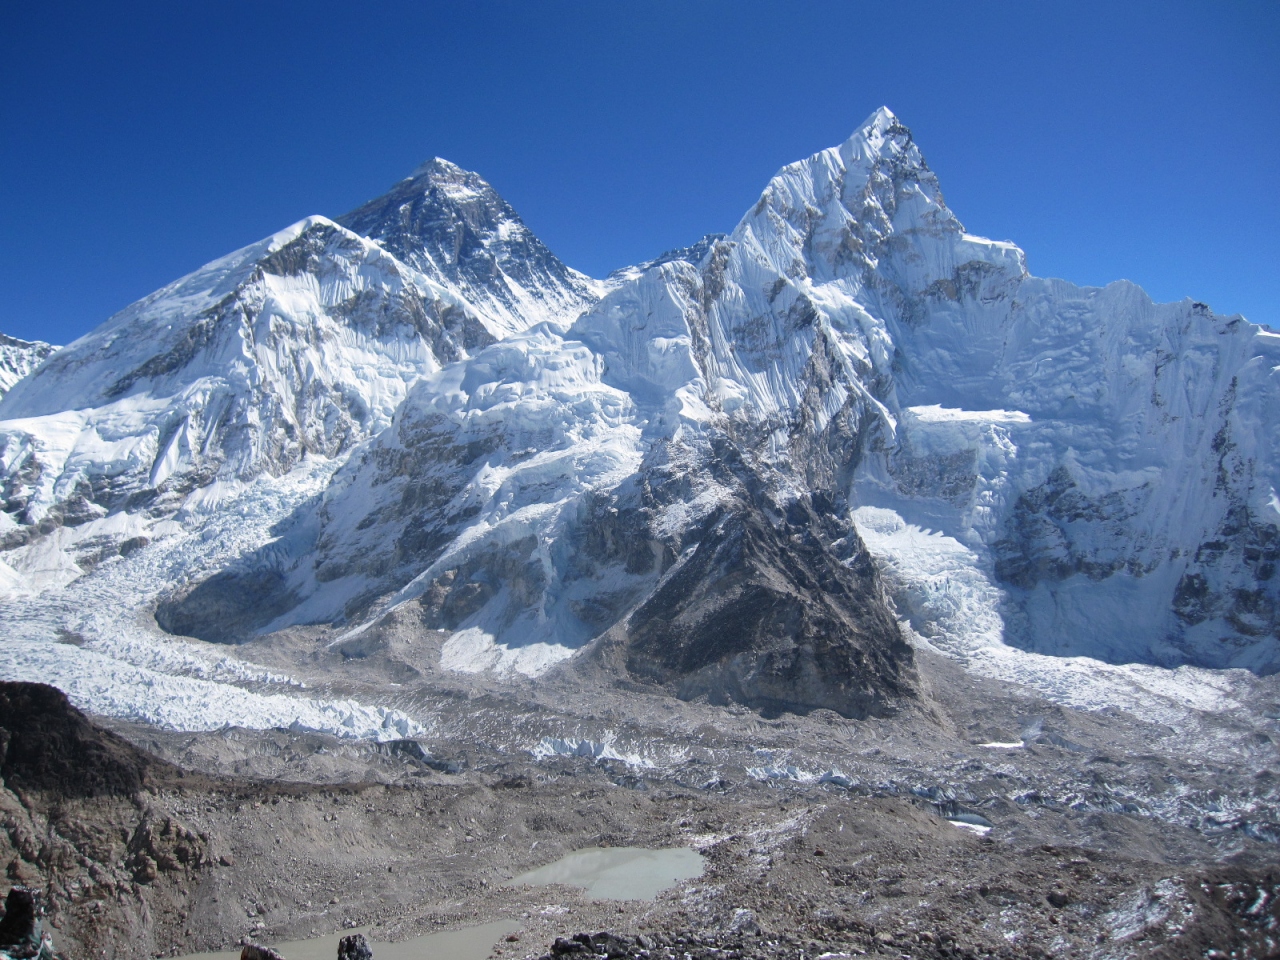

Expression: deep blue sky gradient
xmin=2 ymin=1 xmax=1277 ymax=346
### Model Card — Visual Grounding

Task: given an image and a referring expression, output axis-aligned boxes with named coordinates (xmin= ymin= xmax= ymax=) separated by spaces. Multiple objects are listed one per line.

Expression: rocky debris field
xmin=0 ymin=650 xmax=1278 ymax=960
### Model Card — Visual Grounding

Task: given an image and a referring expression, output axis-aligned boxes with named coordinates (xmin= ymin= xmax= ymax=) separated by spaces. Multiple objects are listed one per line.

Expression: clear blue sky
xmin=2 ymin=1 xmax=1276 ymax=346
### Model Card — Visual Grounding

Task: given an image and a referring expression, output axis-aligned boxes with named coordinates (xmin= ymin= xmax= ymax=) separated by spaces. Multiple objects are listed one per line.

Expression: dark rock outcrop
xmin=617 ymin=493 xmax=914 ymax=719
xmin=155 ymin=567 xmax=300 ymax=644
xmin=338 ymin=158 xmax=596 ymax=335
xmin=0 ymin=682 xmax=166 ymax=798
xmin=0 ymin=887 xmax=56 ymax=960
xmin=337 ymin=933 xmax=373 ymax=960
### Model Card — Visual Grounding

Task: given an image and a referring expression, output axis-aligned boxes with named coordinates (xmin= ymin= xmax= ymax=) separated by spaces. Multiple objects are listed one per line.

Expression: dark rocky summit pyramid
xmin=338 ymin=157 xmax=600 ymax=338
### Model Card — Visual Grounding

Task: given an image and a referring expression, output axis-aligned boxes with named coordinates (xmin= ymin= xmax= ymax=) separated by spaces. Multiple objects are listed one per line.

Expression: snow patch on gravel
xmin=531 ymin=734 xmax=657 ymax=768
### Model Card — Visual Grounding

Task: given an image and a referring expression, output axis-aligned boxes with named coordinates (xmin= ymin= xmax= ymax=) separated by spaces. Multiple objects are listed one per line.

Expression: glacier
xmin=270 ymin=107 xmax=1278 ymax=679
xmin=0 ymin=106 xmax=1275 ymax=737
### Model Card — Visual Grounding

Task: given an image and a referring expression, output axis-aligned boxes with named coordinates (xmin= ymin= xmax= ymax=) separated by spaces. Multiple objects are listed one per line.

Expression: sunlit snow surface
xmin=0 ymin=106 xmax=1275 ymax=744
xmin=0 ymin=458 xmax=424 ymax=740
xmin=529 ymin=734 xmax=682 ymax=769
xmin=851 ymin=505 xmax=1248 ymax=726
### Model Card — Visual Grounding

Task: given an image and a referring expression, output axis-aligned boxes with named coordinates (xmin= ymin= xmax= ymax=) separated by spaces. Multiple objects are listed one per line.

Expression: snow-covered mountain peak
xmin=0 ymin=214 xmax=479 ymax=420
xmin=400 ymin=157 xmax=499 ymax=205
xmin=755 ymin=105 xmax=921 ymax=203
xmin=337 ymin=159 xmax=601 ymax=338
xmin=734 ymin=107 xmax=1023 ymax=305
xmin=2 ymin=109 xmax=1277 ymax=744
xmin=564 ymin=111 xmax=1278 ymax=677
xmin=407 ymin=156 xmax=465 ymax=179
xmin=0 ymin=210 xmax=497 ymax=597
xmin=838 ymin=105 xmax=906 ymax=156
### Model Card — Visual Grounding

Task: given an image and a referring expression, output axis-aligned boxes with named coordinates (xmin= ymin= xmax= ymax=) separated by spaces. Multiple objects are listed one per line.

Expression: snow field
xmin=850 ymin=505 xmax=1251 ymax=729
xmin=0 ymin=458 xmax=427 ymax=741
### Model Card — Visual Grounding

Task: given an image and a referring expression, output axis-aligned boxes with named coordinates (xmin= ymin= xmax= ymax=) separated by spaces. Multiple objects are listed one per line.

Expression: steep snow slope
xmin=0 ymin=161 xmax=610 ymax=735
xmin=204 ymin=107 xmax=1279 ymax=702
xmin=338 ymin=159 xmax=603 ymax=339
xmin=182 ymin=150 xmax=923 ymax=715
xmin=0 ymin=334 xmax=57 ymax=399
xmin=1 ymin=107 xmax=1276 ymax=740
xmin=698 ymin=106 xmax=1280 ymax=673
xmin=0 ymin=216 xmax=492 ymax=595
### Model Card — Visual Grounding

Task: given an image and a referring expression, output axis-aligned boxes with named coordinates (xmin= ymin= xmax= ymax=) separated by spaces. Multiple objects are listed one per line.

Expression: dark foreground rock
xmin=534 ymin=910 xmax=1280 ymax=960
xmin=337 ymin=933 xmax=373 ymax=960
xmin=0 ymin=682 xmax=168 ymax=798
xmin=2 ymin=672 xmax=1278 ymax=960
xmin=0 ymin=887 xmax=58 ymax=960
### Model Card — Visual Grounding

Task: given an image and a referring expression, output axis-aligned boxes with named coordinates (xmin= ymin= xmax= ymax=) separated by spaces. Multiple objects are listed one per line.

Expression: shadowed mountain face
xmin=0 ymin=682 xmax=165 ymax=798
xmin=611 ymin=479 xmax=915 ymax=720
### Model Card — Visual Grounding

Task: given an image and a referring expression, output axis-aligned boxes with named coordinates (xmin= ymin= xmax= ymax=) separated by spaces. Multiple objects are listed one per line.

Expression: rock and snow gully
xmin=0 ymin=108 xmax=1277 ymax=958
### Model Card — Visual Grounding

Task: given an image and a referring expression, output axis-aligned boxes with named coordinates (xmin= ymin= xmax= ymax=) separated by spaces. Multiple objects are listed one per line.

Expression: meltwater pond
xmin=175 ymin=849 xmax=700 ymax=960
xmin=506 ymin=846 xmax=704 ymax=900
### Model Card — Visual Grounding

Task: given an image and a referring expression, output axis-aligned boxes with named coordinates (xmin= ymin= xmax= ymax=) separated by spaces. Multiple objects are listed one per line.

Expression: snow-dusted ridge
xmin=0 ymin=214 xmax=493 ymax=598
xmin=0 ymin=107 xmax=1276 ymax=738
xmin=0 ymin=334 xmax=57 ymax=400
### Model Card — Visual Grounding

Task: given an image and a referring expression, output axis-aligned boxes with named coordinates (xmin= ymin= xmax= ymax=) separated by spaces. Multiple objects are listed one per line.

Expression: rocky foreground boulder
xmin=239 ymin=932 xmax=372 ymax=960
xmin=0 ymin=887 xmax=59 ymax=960
xmin=336 ymin=933 xmax=373 ymax=960
xmin=0 ymin=682 xmax=165 ymax=800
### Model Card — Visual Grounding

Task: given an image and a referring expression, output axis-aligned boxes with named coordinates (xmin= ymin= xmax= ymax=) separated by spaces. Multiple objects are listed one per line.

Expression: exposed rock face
xmin=0 ymin=683 xmax=208 ymax=909
xmin=127 ymin=814 xmax=210 ymax=884
xmin=337 ymin=933 xmax=373 ymax=960
xmin=614 ymin=488 xmax=912 ymax=719
xmin=0 ymin=682 xmax=161 ymax=799
xmin=338 ymin=159 xmax=601 ymax=339
xmin=0 ymin=685 xmax=211 ymax=958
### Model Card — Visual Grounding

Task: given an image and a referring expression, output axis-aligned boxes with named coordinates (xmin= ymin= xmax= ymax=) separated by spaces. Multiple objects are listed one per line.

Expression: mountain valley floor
xmin=7 ymin=630 xmax=1279 ymax=960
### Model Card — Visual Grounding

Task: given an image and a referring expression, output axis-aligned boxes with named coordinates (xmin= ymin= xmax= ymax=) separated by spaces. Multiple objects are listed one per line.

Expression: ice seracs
xmin=0 ymin=107 xmax=1276 ymax=740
